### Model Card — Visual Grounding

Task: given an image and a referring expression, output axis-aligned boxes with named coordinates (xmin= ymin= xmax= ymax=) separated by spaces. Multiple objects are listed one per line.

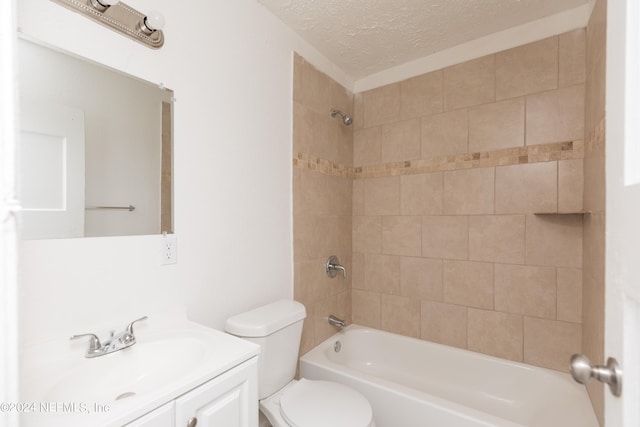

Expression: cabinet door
xmin=125 ymin=401 xmax=174 ymax=426
xmin=175 ymin=357 xmax=258 ymax=427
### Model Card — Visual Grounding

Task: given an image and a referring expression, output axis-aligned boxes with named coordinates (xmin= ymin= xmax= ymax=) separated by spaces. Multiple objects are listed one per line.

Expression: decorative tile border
xmin=293 ymin=140 xmax=585 ymax=179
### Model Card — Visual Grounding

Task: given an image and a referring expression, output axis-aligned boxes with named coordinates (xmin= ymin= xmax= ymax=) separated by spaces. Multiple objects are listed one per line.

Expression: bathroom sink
xmin=43 ymin=337 xmax=209 ymax=402
xmin=21 ymin=320 xmax=259 ymax=427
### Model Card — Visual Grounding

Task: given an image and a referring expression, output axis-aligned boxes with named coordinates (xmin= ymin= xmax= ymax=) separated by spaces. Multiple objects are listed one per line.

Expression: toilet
xmin=225 ymin=300 xmax=375 ymax=427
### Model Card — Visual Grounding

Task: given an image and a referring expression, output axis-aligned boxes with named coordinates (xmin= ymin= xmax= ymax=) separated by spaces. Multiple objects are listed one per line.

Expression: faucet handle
xmin=70 ymin=333 xmax=101 ymax=352
xmin=125 ymin=316 xmax=148 ymax=335
xmin=326 ymin=255 xmax=347 ymax=279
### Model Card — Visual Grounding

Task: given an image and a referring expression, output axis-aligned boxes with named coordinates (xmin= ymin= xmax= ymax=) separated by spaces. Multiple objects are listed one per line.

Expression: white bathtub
xmin=300 ymin=325 xmax=598 ymax=427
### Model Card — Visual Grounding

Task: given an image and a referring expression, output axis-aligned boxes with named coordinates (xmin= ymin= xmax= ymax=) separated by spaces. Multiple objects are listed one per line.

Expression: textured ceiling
xmin=257 ymin=0 xmax=588 ymax=80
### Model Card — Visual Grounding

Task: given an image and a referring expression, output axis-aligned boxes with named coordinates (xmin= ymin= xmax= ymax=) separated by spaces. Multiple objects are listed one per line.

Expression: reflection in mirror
xmin=18 ymin=38 xmax=173 ymax=239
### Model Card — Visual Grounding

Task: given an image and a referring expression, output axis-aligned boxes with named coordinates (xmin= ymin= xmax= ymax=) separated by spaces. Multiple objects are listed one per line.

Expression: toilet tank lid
xmin=225 ymin=300 xmax=307 ymax=337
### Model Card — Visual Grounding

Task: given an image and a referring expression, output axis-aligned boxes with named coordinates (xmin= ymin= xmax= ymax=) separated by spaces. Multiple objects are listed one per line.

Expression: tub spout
xmin=328 ymin=314 xmax=346 ymax=330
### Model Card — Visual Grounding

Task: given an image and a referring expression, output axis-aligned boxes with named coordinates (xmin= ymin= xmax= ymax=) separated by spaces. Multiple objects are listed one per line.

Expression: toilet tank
xmin=225 ymin=300 xmax=306 ymax=399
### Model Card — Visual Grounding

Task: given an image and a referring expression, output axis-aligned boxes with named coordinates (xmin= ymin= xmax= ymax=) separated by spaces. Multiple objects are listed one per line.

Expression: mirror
xmin=17 ymin=37 xmax=173 ymax=239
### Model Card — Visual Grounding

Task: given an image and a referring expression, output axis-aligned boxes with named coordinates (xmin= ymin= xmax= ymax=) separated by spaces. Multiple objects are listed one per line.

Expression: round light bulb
xmin=101 ymin=0 xmax=120 ymax=5
xmin=145 ymin=10 xmax=166 ymax=31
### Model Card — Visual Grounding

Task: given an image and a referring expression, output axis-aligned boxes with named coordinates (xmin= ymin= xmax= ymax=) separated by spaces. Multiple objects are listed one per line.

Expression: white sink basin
xmin=44 ymin=337 xmax=209 ymax=402
xmin=21 ymin=320 xmax=259 ymax=427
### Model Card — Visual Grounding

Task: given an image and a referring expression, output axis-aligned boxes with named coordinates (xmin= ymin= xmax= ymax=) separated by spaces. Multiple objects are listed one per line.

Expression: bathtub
xmin=300 ymin=325 xmax=598 ymax=427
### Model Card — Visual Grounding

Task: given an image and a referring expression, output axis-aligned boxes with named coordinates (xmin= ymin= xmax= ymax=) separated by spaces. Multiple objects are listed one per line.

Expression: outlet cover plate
xmin=160 ymin=233 xmax=177 ymax=265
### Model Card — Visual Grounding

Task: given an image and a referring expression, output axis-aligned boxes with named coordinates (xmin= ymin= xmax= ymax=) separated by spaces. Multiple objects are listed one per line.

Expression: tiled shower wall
xmin=583 ymin=0 xmax=607 ymax=424
xmin=292 ymin=54 xmax=354 ymax=354
xmin=351 ymin=31 xmax=586 ymax=372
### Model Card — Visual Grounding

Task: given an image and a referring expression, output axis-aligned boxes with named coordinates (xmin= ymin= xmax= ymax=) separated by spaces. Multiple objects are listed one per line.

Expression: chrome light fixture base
xmin=51 ymin=0 xmax=164 ymax=49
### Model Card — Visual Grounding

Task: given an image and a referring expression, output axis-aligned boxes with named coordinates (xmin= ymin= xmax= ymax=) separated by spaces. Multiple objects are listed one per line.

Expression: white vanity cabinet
xmin=125 ymin=357 xmax=258 ymax=427
xmin=175 ymin=356 xmax=258 ymax=427
xmin=125 ymin=402 xmax=174 ymax=426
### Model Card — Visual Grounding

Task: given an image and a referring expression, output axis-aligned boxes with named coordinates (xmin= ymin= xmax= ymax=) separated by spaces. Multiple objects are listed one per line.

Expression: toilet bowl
xmin=225 ymin=300 xmax=375 ymax=427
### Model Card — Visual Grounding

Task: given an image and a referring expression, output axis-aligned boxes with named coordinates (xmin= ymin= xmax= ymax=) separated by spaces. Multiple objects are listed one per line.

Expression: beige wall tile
xmin=299 ymin=171 xmax=351 ymax=217
xmin=294 ymin=260 xmax=313 ymax=309
xmin=364 ymin=83 xmax=401 ymax=127
xmin=301 ymin=59 xmax=333 ymax=113
xmin=494 ymin=264 xmax=557 ymax=319
xmin=444 ymin=55 xmax=495 ymax=110
xmin=337 ymin=290 xmax=352 ymax=325
xmin=294 ymin=215 xmax=328 ymax=260
xmin=364 ymin=253 xmax=401 ymax=295
xmin=444 ymin=167 xmax=495 ymax=215
xmin=381 ymin=119 xmax=421 ymax=163
xmin=558 ymin=268 xmax=582 ymax=324
xmin=526 ymin=214 xmax=583 ymax=268
xmin=400 ymin=173 xmax=444 ymax=215
xmin=468 ymin=98 xmax=525 ymax=152
xmin=299 ymin=258 xmax=344 ymax=304
xmin=582 ymin=213 xmax=605 ymax=392
xmin=381 ymin=294 xmax=420 ymax=338
xmin=314 ymin=295 xmax=339 ymax=343
xmin=400 ymin=70 xmax=443 ymax=120
xmin=336 ymin=120 xmax=354 ymax=167
xmin=352 ymin=290 xmax=381 ymax=328
xmin=559 ymin=29 xmax=586 ymax=88
xmin=352 ymin=252 xmax=365 ymax=290
xmin=495 ymin=162 xmax=558 ymax=214
xmin=331 ymin=79 xmax=352 ymax=117
xmin=420 ymin=301 xmax=467 ymax=349
xmin=382 ymin=216 xmax=422 ymax=256
xmin=524 ymin=317 xmax=582 ymax=371
xmin=293 ymin=53 xmax=304 ymax=103
xmin=299 ymin=302 xmax=315 ymax=355
xmin=585 ymin=0 xmax=606 ymax=137
xmin=526 ymin=85 xmax=585 ymax=145
xmin=353 ymin=216 xmax=382 ymax=254
xmin=325 ymin=215 xmax=352 ymax=258
xmin=469 ymin=215 xmax=525 ymax=264
xmin=363 ymin=177 xmax=400 ymax=215
xmin=353 ymin=179 xmax=364 ymax=216
xmin=422 ymin=216 xmax=469 ymax=260
xmin=293 ymin=167 xmax=302 ymax=216
xmin=311 ymin=110 xmax=341 ymax=162
xmin=353 ymin=92 xmax=364 ymax=131
xmin=421 ymin=109 xmax=468 ymax=158
xmin=559 ymin=159 xmax=584 ymax=213
xmin=443 ymin=260 xmax=494 ymax=309
xmin=293 ymin=104 xmax=314 ymax=154
xmin=354 ymin=126 xmax=382 ymax=166
xmin=496 ymin=37 xmax=558 ymax=100
xmin=583 ymin=140 xmax=605 ymax=213
xmin=400 ymin=257 xmax=443 ymax=301
xmin=468 ymin=309 xmax=524 ymax=362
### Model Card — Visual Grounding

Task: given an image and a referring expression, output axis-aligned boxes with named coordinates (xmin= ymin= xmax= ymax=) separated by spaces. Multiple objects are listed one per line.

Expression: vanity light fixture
xmin=50 ymin=0 xmax=166 ymax=49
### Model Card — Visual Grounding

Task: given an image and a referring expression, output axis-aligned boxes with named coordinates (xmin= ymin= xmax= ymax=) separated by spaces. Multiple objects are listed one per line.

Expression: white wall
xmin=17 ymin=0 xmax=348 ymax=346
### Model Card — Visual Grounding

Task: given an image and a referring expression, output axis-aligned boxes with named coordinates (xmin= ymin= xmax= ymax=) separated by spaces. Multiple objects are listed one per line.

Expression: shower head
xmin=330 ymin=108 xmax=353 ymax=126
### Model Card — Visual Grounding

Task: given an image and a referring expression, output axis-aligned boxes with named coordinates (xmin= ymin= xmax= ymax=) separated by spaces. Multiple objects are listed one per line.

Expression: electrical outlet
xmin=160 ymin=233 xmax=177 ymax=265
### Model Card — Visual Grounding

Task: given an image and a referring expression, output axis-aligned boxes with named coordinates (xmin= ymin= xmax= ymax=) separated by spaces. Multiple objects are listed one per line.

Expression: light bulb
xmin=145 ymin=10 xmax=166 ymax=31
xmin=90 ymin=0 xmax=119 ymax=11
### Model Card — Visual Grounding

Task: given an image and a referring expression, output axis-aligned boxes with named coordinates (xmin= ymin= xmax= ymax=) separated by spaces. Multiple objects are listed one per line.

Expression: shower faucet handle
xmin=326 ymin=255 xmax=347 ymax=279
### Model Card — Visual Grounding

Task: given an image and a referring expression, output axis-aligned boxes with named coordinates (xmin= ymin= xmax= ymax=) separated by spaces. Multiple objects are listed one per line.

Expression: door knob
xmin=570 ymin=354 xmax=622 ymax=397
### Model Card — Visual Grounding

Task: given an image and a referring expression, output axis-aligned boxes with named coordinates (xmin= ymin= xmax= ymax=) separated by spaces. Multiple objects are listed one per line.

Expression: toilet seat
xmin=279 ymin=378 xmax=373 ymax=427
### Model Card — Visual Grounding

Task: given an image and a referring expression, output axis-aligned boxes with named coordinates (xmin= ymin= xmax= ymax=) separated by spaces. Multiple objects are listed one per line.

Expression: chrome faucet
xmin=70 ymin=316 xmax=148 ymax=358
xmin=328 ymin=314 xmax=346 ymax=330
xmin=326 ymin=255 xmax=347 ymax=278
